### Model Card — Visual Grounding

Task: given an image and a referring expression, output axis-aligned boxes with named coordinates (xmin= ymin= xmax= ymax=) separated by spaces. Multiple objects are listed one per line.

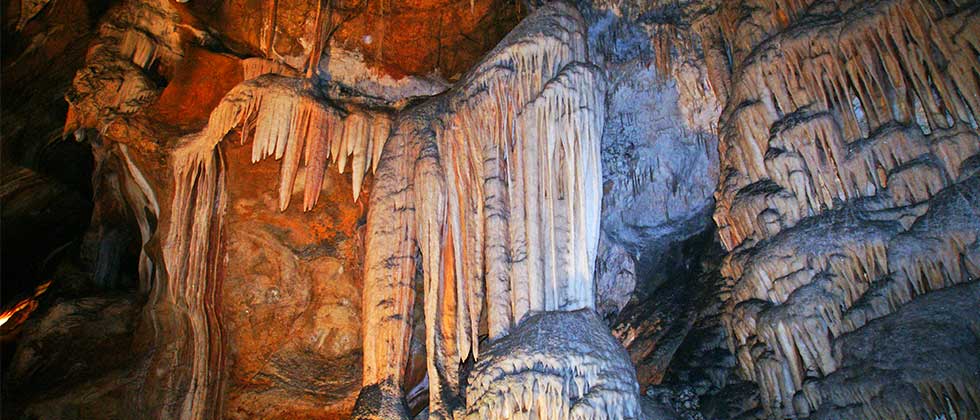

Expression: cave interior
xmin=1 ymin=0 xmax=979 ymax=419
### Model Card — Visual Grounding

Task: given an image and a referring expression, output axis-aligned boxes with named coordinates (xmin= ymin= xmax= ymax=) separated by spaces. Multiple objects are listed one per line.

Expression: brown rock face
xmin=329 ymin=0 xmax=524 ymax=79
xmin=219 ymin=143 xmax=366 ymax=418
xmin=183 ymin=0 xmax=522 ymax=79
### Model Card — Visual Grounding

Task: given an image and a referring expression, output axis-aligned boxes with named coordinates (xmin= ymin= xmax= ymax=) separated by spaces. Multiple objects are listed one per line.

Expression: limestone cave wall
xmin=1 ymin=0 xmax=978 ymax=419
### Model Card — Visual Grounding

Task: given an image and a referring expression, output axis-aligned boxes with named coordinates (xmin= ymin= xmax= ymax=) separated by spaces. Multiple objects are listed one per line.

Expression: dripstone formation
xmin=1 ymin=0 xmax=977 ymax=419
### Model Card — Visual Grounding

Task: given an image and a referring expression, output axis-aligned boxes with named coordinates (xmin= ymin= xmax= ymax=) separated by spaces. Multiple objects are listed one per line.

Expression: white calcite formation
xmin=708 ymin=0 xmax=980 ymax=418
xmin=357 ymin=3 xmax=617 ymax=417
xmin=465 ymin=310 xmax=641 ymax=420
xmin=183 ymin=72 xmax=393 ymax=209
xmin=158 ymin=2 xmax=630 ymax=419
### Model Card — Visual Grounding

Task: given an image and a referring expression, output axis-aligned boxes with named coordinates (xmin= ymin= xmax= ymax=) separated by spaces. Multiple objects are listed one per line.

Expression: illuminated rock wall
xmin=3 ymin=0 xmax=979 ymax=419
xmin=708 ymin=0 xmax=980 ymax=417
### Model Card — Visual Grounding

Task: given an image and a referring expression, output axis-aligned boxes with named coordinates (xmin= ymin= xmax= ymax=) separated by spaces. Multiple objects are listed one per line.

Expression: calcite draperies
xmin=82 ymin=0 xmax=620 ymax=417
xmin=710 ymin=0 xmax=980 ymax=417
xmin=358 ymin=3 xmax=609 ymax=417
xmin=165 ymin=2 xmax=612 ymax=418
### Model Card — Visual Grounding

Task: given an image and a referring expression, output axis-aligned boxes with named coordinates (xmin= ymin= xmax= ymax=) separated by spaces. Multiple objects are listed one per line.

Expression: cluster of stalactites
xmin=711 ymin=0 xmax=980 ymax=417
xmin=416 ymin=61 xmax=606 ymax=394
xmin=360 ymin=2 xmax=611 ymax=417
xmin=402 ymin=21 xmax=607 ymax=418
xmin=443 ymin=62 xmax=605 ymax=345
xmin=191 ymin=69 xmax=393 ymax=210
xmin=716 ymin=0 xmax=979 ymax=233
xmin=430 ymin=1 xmax=603 ymax=348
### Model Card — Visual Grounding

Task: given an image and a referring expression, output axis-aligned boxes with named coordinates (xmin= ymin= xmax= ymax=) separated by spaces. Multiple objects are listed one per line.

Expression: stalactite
xmin=714 ymin=0 xmax=980 ymax=417
xmin=118 ymin=29 xmax=160 ymax=70
xmin=720 ymin=178 xmax=980 ymax=415
xmin=193 ymin=74 xmax=392 ymax=210
xmin=715 ymin=0 xmax=980 ymax=236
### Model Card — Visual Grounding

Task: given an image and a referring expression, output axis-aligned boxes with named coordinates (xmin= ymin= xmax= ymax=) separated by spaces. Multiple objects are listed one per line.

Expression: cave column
xmin=354 ymin=123 xmax=420 ymax=419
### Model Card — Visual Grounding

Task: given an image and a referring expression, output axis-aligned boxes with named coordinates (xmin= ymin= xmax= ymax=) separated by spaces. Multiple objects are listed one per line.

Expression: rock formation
xmin=2 ymin=0 xmax=979 ymax=419
xmin=707 ymin=0 xmax=980 ymax=417
xmin=465 ymin=310 xmax=641 ymax=420
xmin=352 ymin=3 xmax=631 ymax=418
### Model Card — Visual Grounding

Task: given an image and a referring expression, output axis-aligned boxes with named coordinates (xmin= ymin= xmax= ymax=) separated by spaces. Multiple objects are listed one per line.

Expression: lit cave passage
xmin=1 ymin=0 xmax=978 ymax=419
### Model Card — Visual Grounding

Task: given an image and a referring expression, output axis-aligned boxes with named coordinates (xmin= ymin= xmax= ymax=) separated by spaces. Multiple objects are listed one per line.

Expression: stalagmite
xmin=465 ymin=310 xmax=641 ymax=420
